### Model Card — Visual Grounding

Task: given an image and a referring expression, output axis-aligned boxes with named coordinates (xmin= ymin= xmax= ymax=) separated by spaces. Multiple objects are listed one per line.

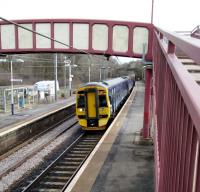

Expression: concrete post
xmin=10 ymin=60 xmax=14 ymax=115
xmin=54 ymin=53 xmax=58 ymax=101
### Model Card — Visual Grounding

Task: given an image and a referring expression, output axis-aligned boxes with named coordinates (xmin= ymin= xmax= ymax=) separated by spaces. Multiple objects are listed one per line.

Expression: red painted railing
xmin=153 ymin=28 xmax=200 ymax=192
xmin=191 ymin=25 xmax=200 ymax=39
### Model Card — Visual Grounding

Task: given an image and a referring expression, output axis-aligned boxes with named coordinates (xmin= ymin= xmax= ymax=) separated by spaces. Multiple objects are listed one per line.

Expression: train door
xmin=86 ymin=89 xmax=98 ymax=118
xmin=86 ymin=88 xmax=99 ymax=127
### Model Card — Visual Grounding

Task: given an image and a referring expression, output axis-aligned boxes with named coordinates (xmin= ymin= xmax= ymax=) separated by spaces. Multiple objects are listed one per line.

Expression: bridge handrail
xmin=156 ymin=27 xmax=200 ymax=64
xmin=191 ymin=25 xmax=200 ymax=39
xmin=153 ymin=28 xmax=200 ymax=192
xmin=155 ymin=28 xmax=200 ymax=137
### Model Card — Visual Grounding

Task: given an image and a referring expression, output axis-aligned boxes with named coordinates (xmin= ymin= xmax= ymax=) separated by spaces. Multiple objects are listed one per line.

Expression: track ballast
xmin=22 ymin=132 xmax=103 ymax=192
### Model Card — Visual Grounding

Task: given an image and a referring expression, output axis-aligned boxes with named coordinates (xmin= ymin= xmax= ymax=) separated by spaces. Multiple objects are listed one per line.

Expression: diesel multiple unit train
xmin=76 ymin=76 xmax=135 ymax=130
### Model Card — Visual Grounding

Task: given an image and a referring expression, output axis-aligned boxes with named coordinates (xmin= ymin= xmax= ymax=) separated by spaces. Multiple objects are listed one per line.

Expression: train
xmin=76 ymin=76 xmax=135 ymax=130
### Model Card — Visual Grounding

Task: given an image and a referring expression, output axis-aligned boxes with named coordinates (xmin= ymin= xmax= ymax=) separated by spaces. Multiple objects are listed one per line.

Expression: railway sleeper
xmin=35 ymin=182 xmax=64 ymax=189
xmin=51 ymin=166 xmax=77 ymax=172
xmin=69 ymin=150 xmax=89 ymax=154
xmin=73 ymin=147 xmax=92 ymax=151
xmin=39 ymin=181 xmax=66 ymax=186
xmin=85 ymin=136 xmax=102 ymax=139
xmin=44 ymin=175 xmax=70 ymax=181
xmin=76 ymin=144 xmax=95 ymax=147
xmin=55 ymin=165 xmax=77 ymax=170
xmin=79 ymin=141 xmax=98 ymax=144
xmin=57 ymin=161 xmax=81 ymax=166
xmin=64 ymin=157 xmax=85 ymax=161
xmin=67 ymin=153 xmax=86 ymax=157
xmin=81 ymin=139 xmax=99 ymax=142
xmin=48 ymin=170 xmax=74 ymax=175
xmin=31 ymin=189 xmax=58 ymax=192
xmin=40 ymin=179 xmax=68 ymax=186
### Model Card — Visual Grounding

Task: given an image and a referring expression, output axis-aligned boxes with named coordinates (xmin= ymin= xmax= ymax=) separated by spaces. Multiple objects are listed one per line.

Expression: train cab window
xmin=77 ymin=95 xmax=85 ymax=108
xmin=99 ymin=95 xmax=107 ymax=107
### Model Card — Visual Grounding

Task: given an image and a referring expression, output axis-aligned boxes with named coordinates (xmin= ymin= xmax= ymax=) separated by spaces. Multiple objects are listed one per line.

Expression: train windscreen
xmin=99 ymin=95 xmax=107 ymax=107
xmin=77 ymin=95 xmax=85 ymax=108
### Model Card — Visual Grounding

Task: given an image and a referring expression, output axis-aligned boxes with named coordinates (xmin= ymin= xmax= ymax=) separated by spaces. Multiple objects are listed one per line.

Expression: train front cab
xmin=76 ymin=86 xmax=110 ymax=130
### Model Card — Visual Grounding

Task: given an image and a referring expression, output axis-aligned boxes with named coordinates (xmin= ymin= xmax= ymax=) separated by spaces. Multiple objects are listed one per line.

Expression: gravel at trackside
xmin=0 ymin=117 xmax=78 ymax=191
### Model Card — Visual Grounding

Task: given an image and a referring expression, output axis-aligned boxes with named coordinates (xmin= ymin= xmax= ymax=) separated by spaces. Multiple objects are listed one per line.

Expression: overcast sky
xmin=0 ymin=0 xmax=199 ymax=31
xmin=0 ymin=0 xmax=199 ymax=63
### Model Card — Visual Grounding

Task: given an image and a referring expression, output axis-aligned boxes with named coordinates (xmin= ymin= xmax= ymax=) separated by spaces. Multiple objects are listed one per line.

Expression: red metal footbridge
xmin=0 ymin=17 xmax=200 ymax=192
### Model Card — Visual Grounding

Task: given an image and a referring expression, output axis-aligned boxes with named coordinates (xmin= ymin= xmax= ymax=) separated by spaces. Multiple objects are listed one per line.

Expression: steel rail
xmin=21 ymin=132 xmax=103 ymax=192
xmin=0 ymin=115 xmax=77 ymax=179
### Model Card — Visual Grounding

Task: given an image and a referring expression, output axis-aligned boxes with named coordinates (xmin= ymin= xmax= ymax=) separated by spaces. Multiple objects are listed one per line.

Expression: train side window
xmin=77 ymin=95 xmax=85 ymax=108
xmin=109 ymin=96 xmax=113 ymax=104
xmin=99 ymin=95 xmax=107 ymax=107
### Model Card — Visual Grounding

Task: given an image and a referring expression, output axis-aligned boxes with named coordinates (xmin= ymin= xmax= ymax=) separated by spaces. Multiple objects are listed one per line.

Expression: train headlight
xmin=79 ymin=108 xmax=84 ymax=112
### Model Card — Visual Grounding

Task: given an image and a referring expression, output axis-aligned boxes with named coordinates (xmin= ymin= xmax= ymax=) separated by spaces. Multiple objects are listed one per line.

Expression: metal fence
xmin=0 ymin=86 xmax=36 ymax=112
xmin=153 ymin=28 xmax=200 ymax=192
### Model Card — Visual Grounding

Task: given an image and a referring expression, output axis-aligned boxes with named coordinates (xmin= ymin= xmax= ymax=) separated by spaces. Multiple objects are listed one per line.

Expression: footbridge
xmin=0 ymin=18 xmax=152 ymax=60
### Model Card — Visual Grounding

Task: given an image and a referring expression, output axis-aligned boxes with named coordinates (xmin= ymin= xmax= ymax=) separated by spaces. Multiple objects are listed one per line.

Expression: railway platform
xmin=66 ymin=81 xmax=154 ymax=192
xmin=0 ymin=96 xmax=75 ymax=132
xmin=0 ymin=95 xmax=76 ymax=157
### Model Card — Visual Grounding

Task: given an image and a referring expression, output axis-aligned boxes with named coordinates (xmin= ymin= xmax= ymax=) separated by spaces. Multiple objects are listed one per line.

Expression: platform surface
xmin=92 ymin=82 xmax=154 ymax=192
xmin=67 ymin=82 xmax=154 ymax=192
xmin=0 ymin=96 xmax=75 ymax=132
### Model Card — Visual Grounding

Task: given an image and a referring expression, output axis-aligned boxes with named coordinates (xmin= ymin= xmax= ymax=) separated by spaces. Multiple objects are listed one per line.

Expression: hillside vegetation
xmin=0 ymin=53 xmax=143 ymax=88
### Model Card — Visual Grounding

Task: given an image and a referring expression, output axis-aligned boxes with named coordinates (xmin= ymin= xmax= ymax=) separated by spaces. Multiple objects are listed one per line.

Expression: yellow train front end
xmin=76 ymin=85 xmax=110 ymax=131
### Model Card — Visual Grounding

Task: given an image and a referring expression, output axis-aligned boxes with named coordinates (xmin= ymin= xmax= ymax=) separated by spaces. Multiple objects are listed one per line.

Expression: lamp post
xmin=10 ymin=60 xmax=14 ymax=115
xmin=63 ymin=61 xmax=67 ymax=99
xmin=89 ymin=65 xmax=91 ymax=82
xmin=88 ymin=55 xmax=93 ymax=82
xmin=100 ymin=67 xmax=111 ymax=81
xmin=151 ymin=0 xmax=154 ymax=24
xmin=64 ymin=58 xmax=77 ymax=96
xmin=107 ymin=67 xmax=111 ymax=79
xmin=54 ymin=53 xmax=58 ymax=101
xmin=100 ymin=67 xmax=105 ymax=81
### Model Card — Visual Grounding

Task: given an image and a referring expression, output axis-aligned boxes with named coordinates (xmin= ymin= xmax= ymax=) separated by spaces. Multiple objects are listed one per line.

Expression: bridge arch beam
xmin=0 ymin=19 xmax=153 ymax=60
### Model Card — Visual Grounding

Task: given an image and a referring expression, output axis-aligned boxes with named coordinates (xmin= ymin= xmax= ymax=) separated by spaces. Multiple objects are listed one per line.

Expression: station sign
xmin=11 ymin=79 xmax=23 ymax=82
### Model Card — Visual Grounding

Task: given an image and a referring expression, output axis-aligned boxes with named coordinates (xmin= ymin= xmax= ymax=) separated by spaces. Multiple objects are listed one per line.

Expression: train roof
xmin=103 ymin=77 xmax=129 ymax=87
xmin=78 ymin=77 xmax=130 ymax=89
xmin=79 ymin=82 xmax=107 ymax=88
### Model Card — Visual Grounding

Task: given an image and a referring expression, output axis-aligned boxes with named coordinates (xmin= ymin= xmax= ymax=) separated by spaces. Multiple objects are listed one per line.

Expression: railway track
xmin=22 ymin=132 xmax=103 ymax=192
xmin=0 ymin=115 xmax=77 ymax=180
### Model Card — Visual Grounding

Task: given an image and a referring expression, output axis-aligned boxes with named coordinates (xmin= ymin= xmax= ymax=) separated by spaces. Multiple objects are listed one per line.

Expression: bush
xmin=61 ymin=92 xmax=65 ymax=98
